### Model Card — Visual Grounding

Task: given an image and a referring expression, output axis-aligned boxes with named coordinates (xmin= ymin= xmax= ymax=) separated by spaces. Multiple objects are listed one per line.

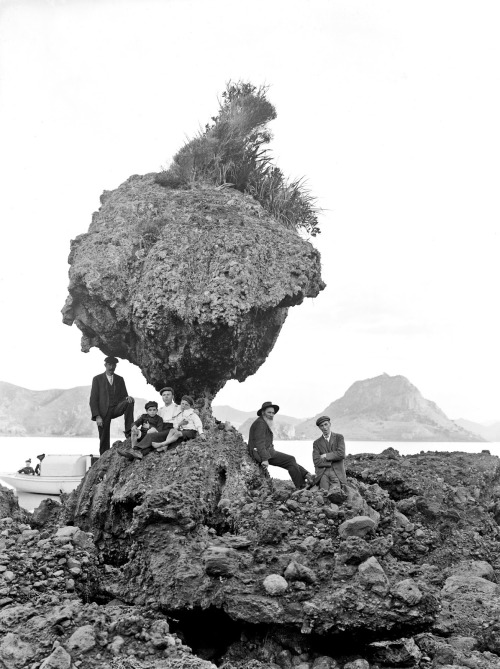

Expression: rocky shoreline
xmin=2 ymin=434 xmax=500 ymax=668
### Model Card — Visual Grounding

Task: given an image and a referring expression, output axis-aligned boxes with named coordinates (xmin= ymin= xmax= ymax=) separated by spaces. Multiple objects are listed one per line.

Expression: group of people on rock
xmin=88 ymin=356 xmax=347 ymax=494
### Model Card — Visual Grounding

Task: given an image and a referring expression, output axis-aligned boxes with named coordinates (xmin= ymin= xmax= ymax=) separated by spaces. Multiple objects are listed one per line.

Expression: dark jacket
xmin=248 ymin=416 xmax=276 ymax=462
xmin=134 ymin=413 xmax=164 ymax=438
xmin=89 ymin=372 xmax=128 ymax=420
xmin=312 ymin=432 xmax=347 ymax=484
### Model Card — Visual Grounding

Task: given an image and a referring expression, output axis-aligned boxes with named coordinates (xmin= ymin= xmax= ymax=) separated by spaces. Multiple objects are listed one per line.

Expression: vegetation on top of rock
xmin=155 ymin=81 xmax=321 ymax=237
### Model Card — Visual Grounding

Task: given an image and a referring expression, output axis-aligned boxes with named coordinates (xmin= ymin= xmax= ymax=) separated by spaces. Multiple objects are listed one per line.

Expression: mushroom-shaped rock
xmin=339 ymin=516 xmax=377 ymax=539
xmin=358 ymin=556 xmax=389 ymax=595
xmin=62 ymin=175 xmax=325 ymax=399
xmin=263 ymin=574 xmax=288 ymax=596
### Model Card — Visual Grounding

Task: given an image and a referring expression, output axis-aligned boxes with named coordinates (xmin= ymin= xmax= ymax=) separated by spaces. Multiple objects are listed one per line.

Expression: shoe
xmin=130 ymin=450 xmax=143 ymax=460
xmin=117 ymin=448 xmax=135 ymax=461
xmin=124 ymin=430 xmax=131 ymax=438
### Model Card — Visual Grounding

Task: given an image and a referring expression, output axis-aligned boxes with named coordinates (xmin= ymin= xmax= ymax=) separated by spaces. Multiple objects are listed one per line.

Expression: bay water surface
xmin=0 ymin=436 xmax=497 ymax=511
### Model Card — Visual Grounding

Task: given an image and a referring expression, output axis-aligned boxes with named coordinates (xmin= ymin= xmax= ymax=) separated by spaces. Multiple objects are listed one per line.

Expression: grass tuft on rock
xmin=155 ymin=81 xmax=321 ymax=237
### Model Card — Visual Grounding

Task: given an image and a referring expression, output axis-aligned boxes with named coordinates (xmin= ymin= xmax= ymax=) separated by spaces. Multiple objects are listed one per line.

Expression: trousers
xmin=268 ymin=450 xmax=308 ymax=489
xmin=135 ymin=424 xmax=173 ymax=450
xmin=98 ymin=398 xmax=135 ymax=455
xmin=318 ymin=468 xmax=343 ymax=490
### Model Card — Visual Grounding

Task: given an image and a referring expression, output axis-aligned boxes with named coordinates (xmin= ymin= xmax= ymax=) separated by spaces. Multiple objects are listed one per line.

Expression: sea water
xmin=0 ymin=436 xmax=497 ymax=511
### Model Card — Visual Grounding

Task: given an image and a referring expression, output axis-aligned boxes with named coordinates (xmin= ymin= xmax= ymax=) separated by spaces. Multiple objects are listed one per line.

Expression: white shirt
xmin=323 ymin=431 xmax=332 ymax=442
xmin=158 ymin=402 xmax=180 ymax=422
xmin=173 ymin=408 xmax=203 ymax=434
xmin=106 ymin=373 xmax=114 ymax=385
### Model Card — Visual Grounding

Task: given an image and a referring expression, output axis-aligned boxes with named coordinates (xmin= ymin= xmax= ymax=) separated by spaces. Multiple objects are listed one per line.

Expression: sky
xmin=0 ymin=0 xmax=499 ymax=423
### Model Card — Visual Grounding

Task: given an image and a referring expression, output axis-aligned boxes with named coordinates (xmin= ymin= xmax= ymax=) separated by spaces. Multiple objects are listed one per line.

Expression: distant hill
xmin=294 ymin=374 xmax=486 ymax=441
xmin=0 ymin=381 xmax=146 ymax=438
xmin=212 ymin=406 xmax=255 ymax=428
xmin=455 ymin=418 xmax=500 ymax=442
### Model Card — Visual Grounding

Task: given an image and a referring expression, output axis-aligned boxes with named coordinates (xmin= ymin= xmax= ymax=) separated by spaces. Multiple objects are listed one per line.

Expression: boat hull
xmin=0 ymin=473 xmax=83 ymax=495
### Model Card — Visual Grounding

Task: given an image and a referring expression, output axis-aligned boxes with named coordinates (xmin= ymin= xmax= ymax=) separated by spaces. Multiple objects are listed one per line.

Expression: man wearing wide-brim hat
xmin=89 ymin=356 xmax=135 ymax=455
xmin=312 ymin=415 xmax=347 ymax=493
xmin=248 ymin=401 xmax=313 ymax=489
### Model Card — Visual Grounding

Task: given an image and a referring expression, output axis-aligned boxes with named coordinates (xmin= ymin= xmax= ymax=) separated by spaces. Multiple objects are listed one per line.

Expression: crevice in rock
xmin=165 ymin=607 xmax=435 ymax=667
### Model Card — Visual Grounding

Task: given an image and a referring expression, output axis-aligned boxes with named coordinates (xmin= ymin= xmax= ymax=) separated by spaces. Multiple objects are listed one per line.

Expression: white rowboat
xmin=0 ymin=454 xmax=95 ymax=495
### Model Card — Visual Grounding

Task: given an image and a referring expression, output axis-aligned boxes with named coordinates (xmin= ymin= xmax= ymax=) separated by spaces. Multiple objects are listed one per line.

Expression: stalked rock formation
xmin=62 ymin=174 xmax=324 ymax=399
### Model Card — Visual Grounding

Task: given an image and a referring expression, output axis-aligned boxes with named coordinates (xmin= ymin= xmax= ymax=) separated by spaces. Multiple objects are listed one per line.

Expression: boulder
xmin=40 ymin=646 xmax=72 ymax=669
xmin=66 ymin=624 xmax=96 ymax=654
xmin=369 ymin=638 xmax=421 ymax=666
xmin=358 ymin=557 xmax=389 ymax=595
xmin=62 ymin=176 xmax=324 ymax=400
xmin=391 ymin=579 xmax=422 ymax=606
xmin=0 ymin=632 xmax=36 ymax=669
xmin=203 ymin=546 xmax=237 ymax=577
xmin=263 ymin=574 xmax=288 ymax=596
xmin=284 ymin=561 xmax=317 ymax=584
xmin=339 ymin=516 xmax=377 ymax=539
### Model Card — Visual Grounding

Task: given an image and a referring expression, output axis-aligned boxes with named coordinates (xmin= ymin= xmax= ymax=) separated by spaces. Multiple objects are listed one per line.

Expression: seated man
xmin=248 ymin=401 xmax=313 ymax=489
xmin=118 ymin=401 xmax=165 ymax=460
xmin=133 ymin=401 xmax=164 ymax=443
xmin=312 ymin=415 xmax=347 ymax=499
xmin=154 ymin=395 xmax=206 ymax=451
xmin=18 ymin=459 xmax=35 ymax=475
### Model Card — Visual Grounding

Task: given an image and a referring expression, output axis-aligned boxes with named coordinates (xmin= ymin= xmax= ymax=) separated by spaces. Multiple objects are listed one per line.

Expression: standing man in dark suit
xmin=89 ymin=356 xmax=135 ymax=455
xmin=248 ymin=401 xmax=313 ymax=489
xmin=312 ymin=415 xmax=347 ymax=491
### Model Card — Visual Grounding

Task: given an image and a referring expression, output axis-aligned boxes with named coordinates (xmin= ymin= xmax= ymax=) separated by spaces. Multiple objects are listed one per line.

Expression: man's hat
xmin=181 ymin=395 xmax=194 ymax=407
xmin=316 ymin=415 xmax=331 ymax=427
xmin=145 ymin=401 xmax=158 ymax=410
xmin=257 ymin=401 xmax=280 ymax=416
xmin=104 ymin=356 xmax=119 ymax=364
xmin=159 ymin=387 xmax=174 ymax=395
xmin=26 ymin=459 xmax=31 ymax=463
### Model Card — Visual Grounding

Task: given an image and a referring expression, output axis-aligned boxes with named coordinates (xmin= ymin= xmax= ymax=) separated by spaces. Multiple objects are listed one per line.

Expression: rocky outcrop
xmin=4 ymin=444 xmax=500 ymax=666
xmin=0 ymin=508 xmax=213 ymax=669
xmin=47 ymin=431 xmax=500 ymax=666
xmin=62 ymin=175 xmax=324 ymax=401
xmin=295 ymin=374 xmax=485 ymax=441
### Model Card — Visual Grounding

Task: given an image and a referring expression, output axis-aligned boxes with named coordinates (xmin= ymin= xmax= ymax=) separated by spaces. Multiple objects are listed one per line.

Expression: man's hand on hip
xmin=96 ymin=416 xmax=103 ymax=427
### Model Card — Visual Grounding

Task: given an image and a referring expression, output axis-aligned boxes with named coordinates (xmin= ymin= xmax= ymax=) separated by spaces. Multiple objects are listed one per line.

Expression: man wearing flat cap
xmin=89 ymin=356 xmax=135 ymax=455
xmin=312 ymin=416 xmax=347 ymax=494
xmin=248 ymin=401 xmax=313 ymax=489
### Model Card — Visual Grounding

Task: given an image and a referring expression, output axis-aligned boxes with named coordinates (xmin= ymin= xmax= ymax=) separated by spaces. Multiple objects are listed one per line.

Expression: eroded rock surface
xmin=62 ymin=175 xmax=324 ymax=399
xmin=4 ymin=447 xmax=500 ymax=668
